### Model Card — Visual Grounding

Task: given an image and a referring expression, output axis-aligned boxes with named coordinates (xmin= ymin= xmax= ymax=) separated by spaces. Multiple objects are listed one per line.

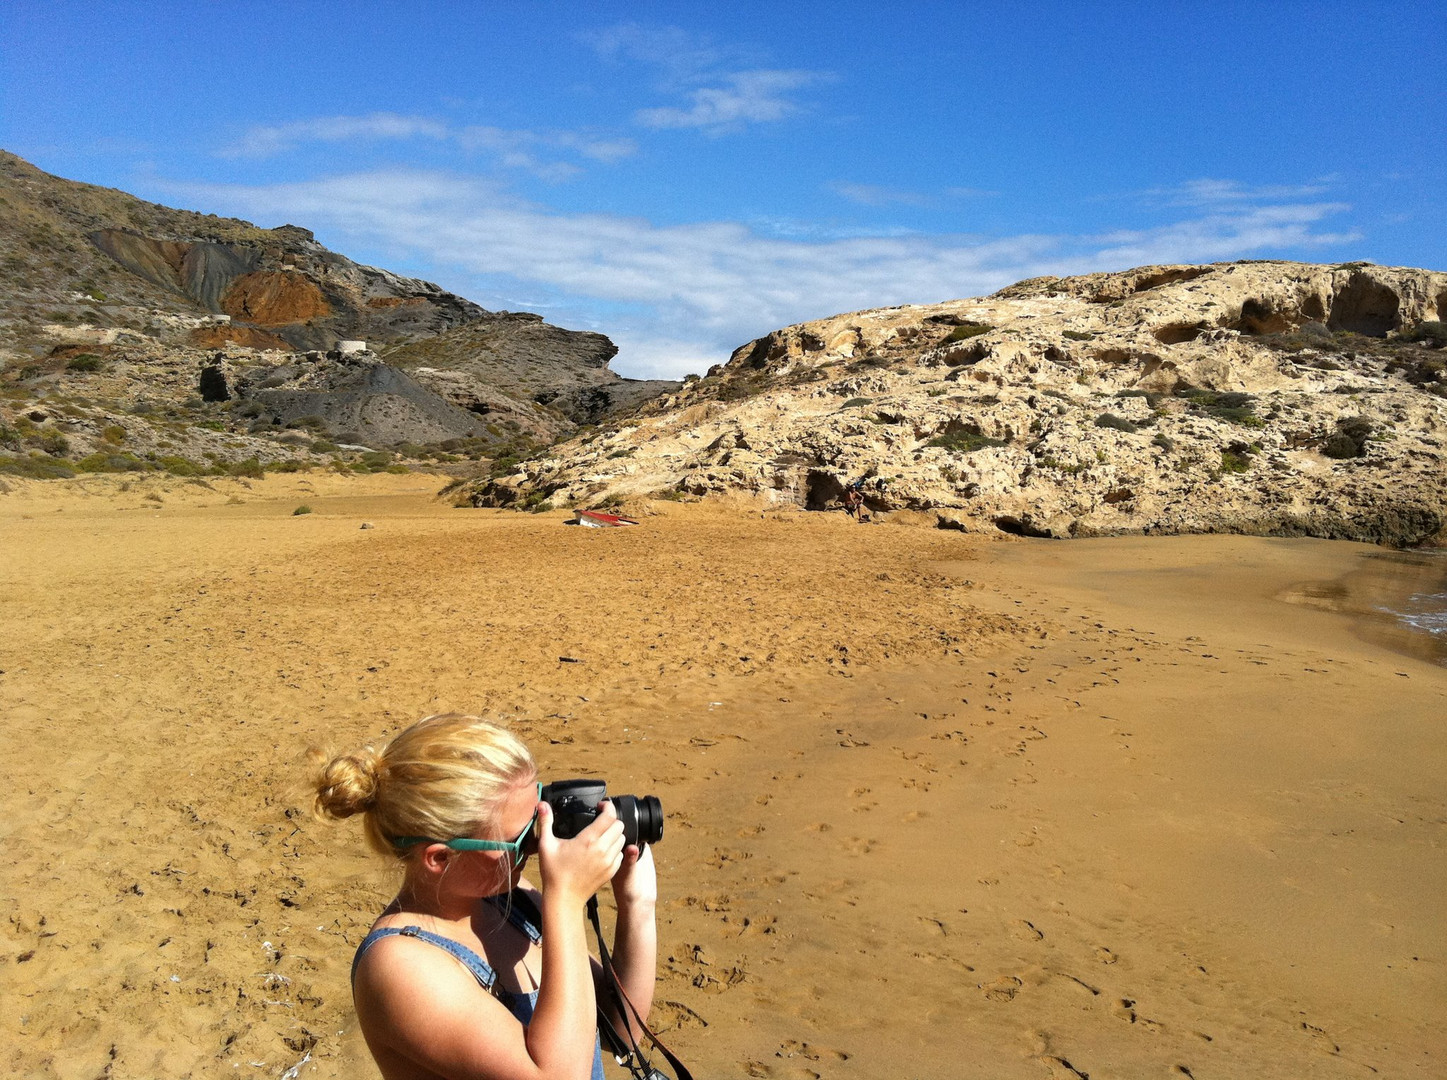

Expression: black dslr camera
xmin=535 ymin=780 xmax=663 ymax=848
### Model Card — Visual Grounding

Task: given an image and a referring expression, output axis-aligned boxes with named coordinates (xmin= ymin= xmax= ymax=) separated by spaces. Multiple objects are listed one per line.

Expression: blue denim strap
xmin=487 ymin=888 xmax=544 ymax=945
xmin=351 ymin=925 xmax=498 ymax=990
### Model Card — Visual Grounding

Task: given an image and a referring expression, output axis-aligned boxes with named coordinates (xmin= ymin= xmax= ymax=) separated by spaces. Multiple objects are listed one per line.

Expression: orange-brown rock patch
xmin=188 ymin=324 xmax=294 ymax=350
xmin=220 ymin=271 xmax=331 ymax=326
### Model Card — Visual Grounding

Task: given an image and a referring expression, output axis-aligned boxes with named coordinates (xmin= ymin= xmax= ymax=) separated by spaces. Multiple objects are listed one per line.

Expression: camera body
xmin=536 ymin=779 xmax=663 ymax=849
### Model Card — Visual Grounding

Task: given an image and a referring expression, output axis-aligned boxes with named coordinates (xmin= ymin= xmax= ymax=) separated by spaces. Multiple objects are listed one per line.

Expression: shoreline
xmin=1 ymin=477 xmax=1443 ymax=1079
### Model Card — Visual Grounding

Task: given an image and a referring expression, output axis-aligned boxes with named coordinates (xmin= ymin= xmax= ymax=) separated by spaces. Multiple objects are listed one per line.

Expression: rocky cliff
xmin=466 ymin=261 xmax=1447 ymax=546
xmin=0 ymin=151 xmax=677 ymax=474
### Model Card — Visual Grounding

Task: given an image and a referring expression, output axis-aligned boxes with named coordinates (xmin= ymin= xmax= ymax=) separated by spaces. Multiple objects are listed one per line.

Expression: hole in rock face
xmin=1152 ymin=323 xmax=1205 ymax=344
xmin=1436 ymin=288 xmax=1447 ymax=322
xmin=1328 ymin=274 xmax=1400 ymax=337
xmin=805 ymin=469 xmax=846 ymax=511
xmin=1236 ymin=299 xmax=1292 ymax=335
xmin=993 ymin=515 xmax=1055 ymax=538
xmin=1130 ymin=267 xmax=1213 ymax=292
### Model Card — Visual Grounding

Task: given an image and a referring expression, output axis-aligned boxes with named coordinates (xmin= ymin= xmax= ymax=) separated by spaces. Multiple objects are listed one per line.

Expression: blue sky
xmin=2 ymin=2 xmax=1442 ymax=378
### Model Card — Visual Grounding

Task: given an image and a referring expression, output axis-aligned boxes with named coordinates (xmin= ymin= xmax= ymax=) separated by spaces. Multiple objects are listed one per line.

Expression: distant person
xmin=843 ymin=480 xmax=871 ymax=522
xmin=312 ymin=714 xmax=656 ymax=1080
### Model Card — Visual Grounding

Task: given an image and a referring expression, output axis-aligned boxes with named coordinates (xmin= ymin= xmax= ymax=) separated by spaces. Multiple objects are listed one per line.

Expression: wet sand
xmin=1 ymin=473 xmax=1443 ymax=1080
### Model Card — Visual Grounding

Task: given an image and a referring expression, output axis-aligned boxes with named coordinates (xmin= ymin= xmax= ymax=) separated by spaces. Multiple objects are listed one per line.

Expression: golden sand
xmin=1 ymin=472 xmax=1442 ymax=1079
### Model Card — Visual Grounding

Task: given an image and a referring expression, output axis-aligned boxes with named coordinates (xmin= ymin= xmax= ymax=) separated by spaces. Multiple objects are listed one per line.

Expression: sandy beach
xmin=1 ymin=472 xmax=1443 ymax=1080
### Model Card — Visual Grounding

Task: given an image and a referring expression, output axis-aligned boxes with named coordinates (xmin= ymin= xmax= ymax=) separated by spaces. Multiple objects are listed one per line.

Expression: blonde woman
xmin=313 ymin=714 xmax=657 ymax=1080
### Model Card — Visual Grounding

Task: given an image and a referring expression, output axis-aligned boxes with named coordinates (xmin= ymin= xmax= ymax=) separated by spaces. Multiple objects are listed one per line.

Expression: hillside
xmin=0 ymin=151 xmax=675 ymax=478
xmin=466 ymin=261 xmax=1447 ymax=546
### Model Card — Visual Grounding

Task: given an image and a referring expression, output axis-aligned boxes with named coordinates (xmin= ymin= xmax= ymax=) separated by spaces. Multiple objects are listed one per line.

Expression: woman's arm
xmin=598 ymin=843 xmax=658 ymax=1042
xmin=527 ymin=801 xmax=627 ymax=1079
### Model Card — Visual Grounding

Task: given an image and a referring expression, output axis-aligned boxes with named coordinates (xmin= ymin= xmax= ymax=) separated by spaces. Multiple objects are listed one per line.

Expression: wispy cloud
xmin=160 ymin=170 xmax=1362 ymax=380
xmin=635 ymin=69 xmax=823 ymax=132
xmin=828 ymin=182 xmax=999 ymax=208
xmin=583 ymin=22 xmax=726 ymax=83
xmin=587 ymin=22 xmax=827 ymax=134
xmin=220 ymin=112 xmax=636 ymax=180
xmin=221 ymin=113 xmax=451 ymax=159
xmin=1121 ymin=177 xmax=1337 ymax=208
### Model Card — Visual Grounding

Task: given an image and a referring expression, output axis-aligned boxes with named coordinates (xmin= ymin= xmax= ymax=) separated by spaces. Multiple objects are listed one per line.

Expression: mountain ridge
xmin=0 ymin=151 xmax=677 ymax=476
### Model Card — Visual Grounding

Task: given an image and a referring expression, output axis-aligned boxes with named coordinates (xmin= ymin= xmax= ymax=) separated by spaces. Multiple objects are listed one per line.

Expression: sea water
xmin=1381 ymin=557 xmax=1447 ymax=642
xmin=1358 ymin=548 xmax=1447 ymax=666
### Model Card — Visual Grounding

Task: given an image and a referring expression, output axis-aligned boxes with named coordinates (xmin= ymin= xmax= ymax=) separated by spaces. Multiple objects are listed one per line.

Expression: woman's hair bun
xmin=312 ymin=747 xmax=383 ymax=820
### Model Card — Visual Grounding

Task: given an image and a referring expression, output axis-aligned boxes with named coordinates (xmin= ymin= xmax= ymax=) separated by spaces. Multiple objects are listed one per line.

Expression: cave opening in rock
xmin=805 ymin=469 xmax=846 ymax=511
xmin=1152 ymin=322 xmax=1206 ymax=345
xmin=993 ymin=515 xmax=1054 ymax=538
xmin=1328 ymin=275 xmax=1400 ymax=337
xmin=1235 ymin=298 xmax=1292 ymax=336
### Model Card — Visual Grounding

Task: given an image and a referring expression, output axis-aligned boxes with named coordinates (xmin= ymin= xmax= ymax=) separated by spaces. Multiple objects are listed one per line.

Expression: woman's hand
xmin=535 ymin=799 xmax=626 ymax=907
xmin=611 ymin=841 xmax=658 ymax=908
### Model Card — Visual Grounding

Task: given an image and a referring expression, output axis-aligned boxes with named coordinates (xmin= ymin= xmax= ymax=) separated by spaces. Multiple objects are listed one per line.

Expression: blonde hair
xmin=311 ymin=713 xmax=536 ymax=859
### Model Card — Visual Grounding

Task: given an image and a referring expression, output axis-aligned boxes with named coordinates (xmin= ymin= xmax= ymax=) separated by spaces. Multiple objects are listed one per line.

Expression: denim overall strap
xmin=350 ymin=925 xmax=498 ymax=990
xmin=486 ymin=889 xmax=544 ymax=945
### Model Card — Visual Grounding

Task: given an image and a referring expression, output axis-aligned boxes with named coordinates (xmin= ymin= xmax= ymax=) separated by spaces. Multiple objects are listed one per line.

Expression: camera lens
xmin=613 ymin=794 xmax=663 ymax=846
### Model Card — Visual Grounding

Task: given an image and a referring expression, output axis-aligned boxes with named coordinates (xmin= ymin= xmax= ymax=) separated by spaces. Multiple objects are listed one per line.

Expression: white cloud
xmin=221 ymin=113 xmax=451 ymax=158
xmin=584 ymin=22 xmax=826 ymax=134
xmin=635 ymin=69 xmax=821 ymax=132
xmin=220 ymin=113 xmax=635 ymax=180
xmin=826 ymin=182 xmax=998 ymax=208
xmin=582 ymin=23 xmax=725 ymax=83
xmin=159 ymin=169 xmax=1361 ymax=380
xmin=829 ymin=181 xmax=937 ymax=208
xmin=1125 ymin=177 xmax=1336 ymax=208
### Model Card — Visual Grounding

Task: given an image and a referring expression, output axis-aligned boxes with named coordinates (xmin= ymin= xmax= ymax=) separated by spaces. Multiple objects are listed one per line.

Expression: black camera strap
xmin=586 ymin=895 xmax=695 ymax=1080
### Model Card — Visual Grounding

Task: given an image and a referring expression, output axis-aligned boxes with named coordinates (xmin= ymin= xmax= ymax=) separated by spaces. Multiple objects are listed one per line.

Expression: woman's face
xmin=482 ymin=776 xmax=541 ymax=890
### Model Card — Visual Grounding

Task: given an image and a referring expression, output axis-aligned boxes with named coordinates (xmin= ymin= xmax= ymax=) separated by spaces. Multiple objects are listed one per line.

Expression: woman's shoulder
xmin=351 ymin=926 xmax=532 ymax=1078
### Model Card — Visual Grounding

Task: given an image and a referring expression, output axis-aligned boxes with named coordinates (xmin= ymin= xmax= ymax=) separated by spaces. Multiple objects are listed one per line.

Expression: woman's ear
xmin=418 ymin=842 xmax=451 ymax=875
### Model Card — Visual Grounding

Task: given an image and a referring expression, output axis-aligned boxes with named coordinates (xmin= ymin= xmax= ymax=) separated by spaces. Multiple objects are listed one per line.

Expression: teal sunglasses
xmin=391 ymin=783 xmax=541 ymax=858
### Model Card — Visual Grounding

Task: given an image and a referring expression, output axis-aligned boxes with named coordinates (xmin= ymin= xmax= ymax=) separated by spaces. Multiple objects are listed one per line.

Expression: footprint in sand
xmin=776 ymin=1039 xmax=850 ymax=1063
xmin=1011 ymin=919 xmax=1044 ymax=942
xmin=1300 ymin=1021 xmax=1341 ymax=1054
xmin=980 ymin=975 xmax=1023 ymax=1002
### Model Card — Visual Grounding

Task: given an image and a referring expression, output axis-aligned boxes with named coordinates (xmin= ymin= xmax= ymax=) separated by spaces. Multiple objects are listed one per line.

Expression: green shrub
xmin=1220 ymin=450 xmax=1252 ymax=473
xmin=0 ymin=453 xmax=77 ymax=479
xmin=1094 ymin=413 xmax=1140 ymax=434
xmin=840 ymin=397 xmax=872 ymax=408
xmin=943 ymin=322 xmax=993 ymax=342
xmin=293 ymin=505 xmax=313 ymax=516
xmin=102 ymin=424 xmax=126 ymax=445
xmin=1177 ymin=388 xmax=1263 ymax=427
xmin=157 ymin=455 xmax=203 ymax=476
xmin=34 ymin=432 xmax=70 ymax=456
xmin=67 ymin=354 xmax=104 ymax=373
xmin=1399 ymin=321 xmax=1447 ymax=347
xmin=927 ymin=429 xmax=1008 ymax=453
xmin=77 ymin=452 xmax=148 ymax=473
xmin=1151 ymin=433 xmax=1176 ymax=452
xmin=226 ymin=457 xmax=265 ymax=479
xmin=1062 ymin=330 xmax=1096 ymax=341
